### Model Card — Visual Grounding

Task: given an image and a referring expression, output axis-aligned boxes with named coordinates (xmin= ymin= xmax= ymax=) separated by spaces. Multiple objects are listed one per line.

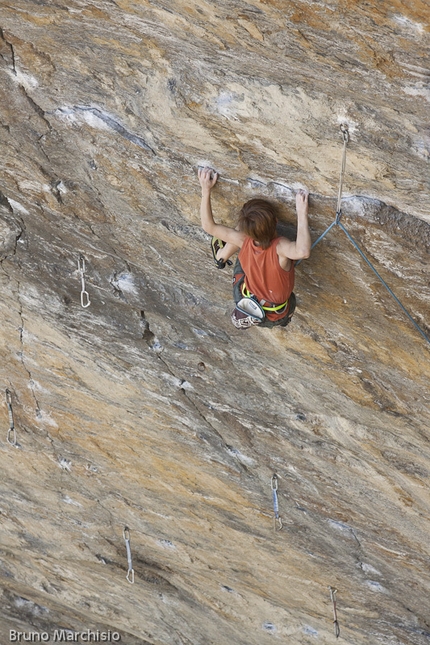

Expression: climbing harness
xmin=5 ymin=389 xmax=16 ymax=446
xmin=77 ymin=255 xmax=91 ymax=308
xmin=241 ymin=283 xmax=288 ymax=313
xmin=123 ymin=527 xmax=134 ymax=584
xmin=329 ymin=586 xmax=340 ymax=638
xmin=271 ymin=474 xmax=283 ymax=531
xmin=232 ymin=283 xmax=290 ymax=329
xmin=298 ymin=124 xmax=430 ymax=346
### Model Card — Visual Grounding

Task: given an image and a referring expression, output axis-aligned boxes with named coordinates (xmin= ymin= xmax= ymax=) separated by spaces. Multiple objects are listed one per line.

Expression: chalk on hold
xmin=262 ymin=622 xmax=277 ymax=633
xmin=197 ymin=165 xmax=240 ymax=185
xmin=58 ymin=457 xmax=72 ymax=471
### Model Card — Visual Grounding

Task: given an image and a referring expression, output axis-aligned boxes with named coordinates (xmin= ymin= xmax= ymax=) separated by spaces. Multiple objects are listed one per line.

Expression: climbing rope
xmin=77 ymin=255 xmax=91 ymax=308
xmin=123 ymin=527 xmax=134 ymax=583
xmin=5 ymin=389 xmax=16 ymax=446
xmin=271 ymin=474 xmax=283 ymax=531
xmin=337 ymin=221 xmax=430 ymax=344
xmin=301 ymin=124 xmax=430 ymax=346
xmin=329 ymin=586 xmax=340 ymax=638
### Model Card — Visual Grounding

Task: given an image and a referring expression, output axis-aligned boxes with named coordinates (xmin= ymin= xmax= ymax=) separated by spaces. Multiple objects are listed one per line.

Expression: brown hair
xmin=238 ymin=199 xmax=279 ymax=249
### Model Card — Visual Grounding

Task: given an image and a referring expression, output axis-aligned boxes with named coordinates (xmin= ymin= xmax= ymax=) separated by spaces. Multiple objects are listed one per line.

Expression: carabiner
xmin=274 ymin=516 xmax=283 ymax=531
xmin=80 ymin=290 xmax=91 ymax=308
xmin=7 ymin=427 xmax=17 ymax=446
xmin=340 ymin=122 xmax=350 ymax=143
xmin=78 ymin=255 xmax=86 ymax=274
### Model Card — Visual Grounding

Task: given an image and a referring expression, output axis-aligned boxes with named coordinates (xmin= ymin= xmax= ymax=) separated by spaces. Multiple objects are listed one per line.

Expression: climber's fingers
xmin=198 ymin=166 xmax=218 ymax=189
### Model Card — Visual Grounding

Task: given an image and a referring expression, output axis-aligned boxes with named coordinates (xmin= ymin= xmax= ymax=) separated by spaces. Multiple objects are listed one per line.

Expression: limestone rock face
xmin=0 ymin=2 xmax=430 ymax=644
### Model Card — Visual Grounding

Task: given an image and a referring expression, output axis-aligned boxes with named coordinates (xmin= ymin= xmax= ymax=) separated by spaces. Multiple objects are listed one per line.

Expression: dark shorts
xmin=232 ymin=258 xmax=296 ymax=328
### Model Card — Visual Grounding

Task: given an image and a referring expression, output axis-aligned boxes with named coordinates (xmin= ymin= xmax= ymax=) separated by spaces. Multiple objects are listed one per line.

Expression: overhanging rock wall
xmin=1 ymin=2 xmax=430 ymax=644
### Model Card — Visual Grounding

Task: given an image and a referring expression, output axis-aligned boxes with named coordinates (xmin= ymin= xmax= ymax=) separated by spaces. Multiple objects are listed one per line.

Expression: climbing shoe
xmin=211 ymin=236 xmax=232 ymax=269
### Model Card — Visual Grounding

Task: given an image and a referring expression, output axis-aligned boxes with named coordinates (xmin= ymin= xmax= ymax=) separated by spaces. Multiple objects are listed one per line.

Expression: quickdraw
xmin=271 ymin=474 xmax=283 ymax=531
xmin=77 ymin=255 xmax=91 ymax=308
xmin=329 ymin=586 xmax=340 ymax=638
xmin=297 ymin=124 xmax=430 ymax=346
xmin=5 ymin=389 xmax=17 ymax=446
xmin=123 ymin=527 xmax=134 ymax=584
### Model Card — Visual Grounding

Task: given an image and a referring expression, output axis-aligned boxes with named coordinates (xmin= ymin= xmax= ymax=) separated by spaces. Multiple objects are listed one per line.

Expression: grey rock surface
xmin=0 ymin=2 xmax=429 ymax=644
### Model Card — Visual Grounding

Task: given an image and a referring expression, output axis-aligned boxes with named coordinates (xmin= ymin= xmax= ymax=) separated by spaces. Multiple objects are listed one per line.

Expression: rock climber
xmin=198 ymin=167 xmax=311 ymax=329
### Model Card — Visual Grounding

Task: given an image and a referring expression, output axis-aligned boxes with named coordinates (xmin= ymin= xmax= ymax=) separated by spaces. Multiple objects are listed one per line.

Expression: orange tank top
xmin=238 ymin=237 xmax=295 ymax=321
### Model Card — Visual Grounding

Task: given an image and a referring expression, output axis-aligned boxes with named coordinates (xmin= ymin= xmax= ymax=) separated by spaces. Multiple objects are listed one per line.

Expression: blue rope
xmin=337 ymin=221 xmax=430 ymax=345
xmin=297 ymin=124 xmax=429 ymax=346
xmin=302 ymin=213 xmax=430 ymax=345
xmin=310 ymin=219 xmax=338 ymax=251
xmin=296 ymin=219 xmax=337 ymax=267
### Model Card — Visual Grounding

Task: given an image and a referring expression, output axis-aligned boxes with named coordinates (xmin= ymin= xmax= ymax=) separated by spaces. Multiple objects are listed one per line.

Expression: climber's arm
xmin=199 ymin=168 xmax=245 ymax=247
xmin=277 ymin=190 xmax=311 ymax=260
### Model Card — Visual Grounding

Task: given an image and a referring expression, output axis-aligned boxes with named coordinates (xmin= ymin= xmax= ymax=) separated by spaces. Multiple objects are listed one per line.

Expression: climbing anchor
xmin=5 ymin=389 xmax=17 ymax=446
xmin=271 ymin=474 xmax=283 ymax=531
xmin=77 ymin=255 xmax=91 ymax=308
xmin=123 ymin=527 xmax=135 ymax=584
xmin=329 ymin=586 xmax=340 ymax=638
xmin=298 ymin=124 xmax=430 ymax=347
